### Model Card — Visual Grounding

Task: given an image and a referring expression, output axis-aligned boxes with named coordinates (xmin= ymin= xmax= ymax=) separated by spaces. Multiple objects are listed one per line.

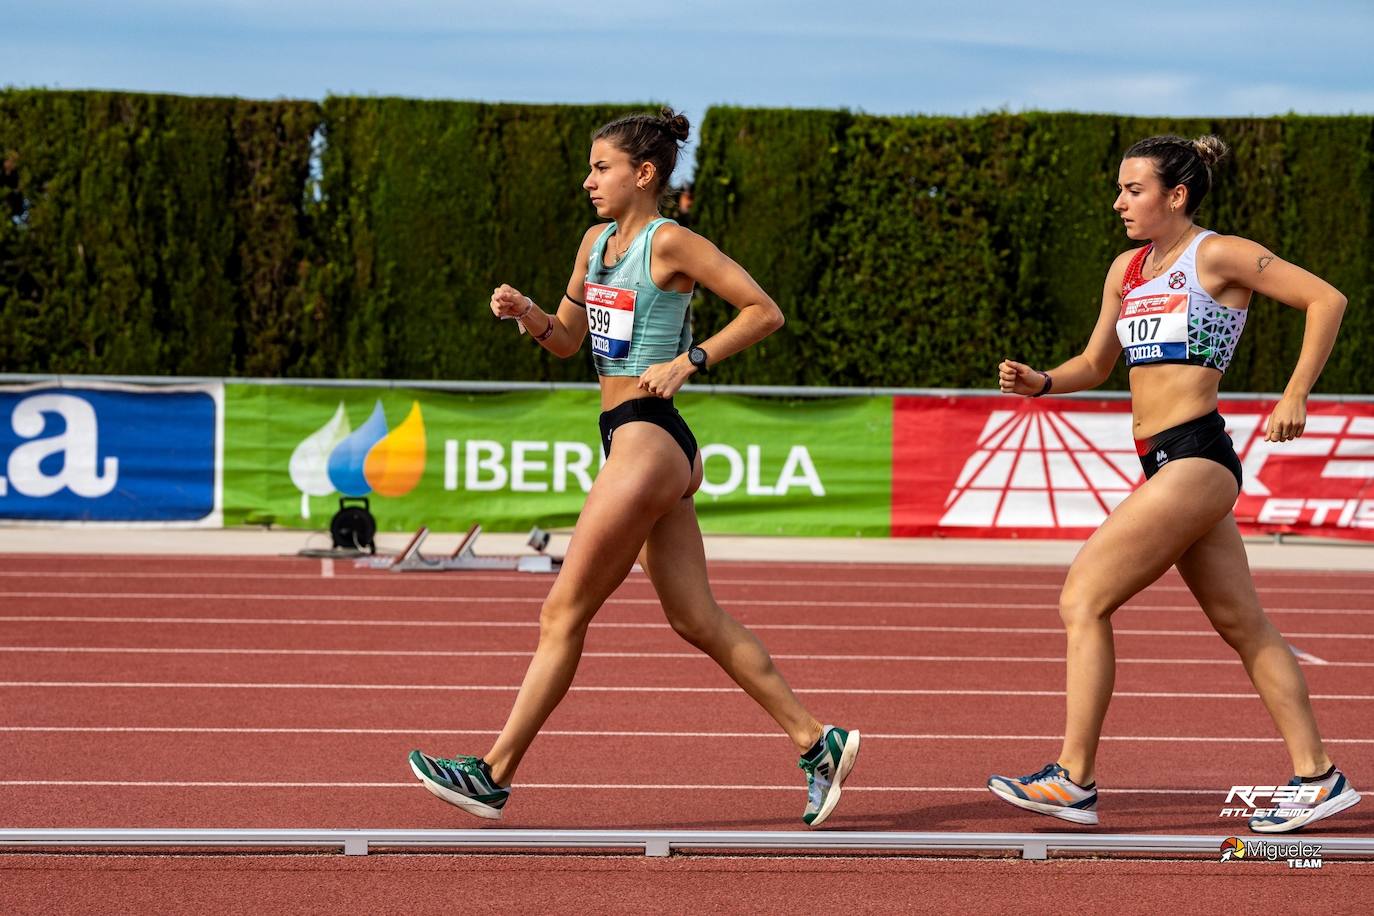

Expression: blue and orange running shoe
xmin=1249 ymin=767 xmax=1361 ymax=834
xmin=800 ymin=725 xmax=861 ymax=828
xmin=408 ymin=750 xmax=509 ymax=820
xmin=987 ymin=762 xmax=1098 ymax=825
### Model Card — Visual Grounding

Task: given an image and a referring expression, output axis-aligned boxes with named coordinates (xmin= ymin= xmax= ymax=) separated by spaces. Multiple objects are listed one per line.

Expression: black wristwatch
xmin=688 ymin=346 xmax=710 ymax=375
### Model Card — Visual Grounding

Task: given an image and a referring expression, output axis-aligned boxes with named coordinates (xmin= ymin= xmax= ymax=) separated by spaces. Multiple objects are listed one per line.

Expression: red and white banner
xmin=891 ymin=395 xmax=1374 ymax=541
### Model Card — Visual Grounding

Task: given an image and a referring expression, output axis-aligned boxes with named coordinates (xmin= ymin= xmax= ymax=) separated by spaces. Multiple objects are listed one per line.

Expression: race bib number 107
xmin=1118 ymin=292 xmax=1188 ymax=365
xmin=585 ymin=282 xmax=636 ymax=360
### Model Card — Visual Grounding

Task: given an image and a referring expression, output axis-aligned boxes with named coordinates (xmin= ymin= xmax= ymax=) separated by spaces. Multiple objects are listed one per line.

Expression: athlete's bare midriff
xmin=599 ymin=375 xmax=667 ymax=411
xmin=1128 ymin=363 xmax=1222 ymax=439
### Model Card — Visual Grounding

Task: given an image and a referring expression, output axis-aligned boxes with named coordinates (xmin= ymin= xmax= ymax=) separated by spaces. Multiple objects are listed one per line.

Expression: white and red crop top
xmin=1117 ymin=230 xmax=1248 ymax=373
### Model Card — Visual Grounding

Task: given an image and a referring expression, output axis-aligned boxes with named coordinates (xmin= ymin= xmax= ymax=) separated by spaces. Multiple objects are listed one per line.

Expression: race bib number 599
xmin=585 ymin=282 xmax=636 ymax=360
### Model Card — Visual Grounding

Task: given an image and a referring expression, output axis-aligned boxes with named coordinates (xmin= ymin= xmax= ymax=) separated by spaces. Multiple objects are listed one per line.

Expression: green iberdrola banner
xmin=222 ymin=386 xmax=893 ymax=537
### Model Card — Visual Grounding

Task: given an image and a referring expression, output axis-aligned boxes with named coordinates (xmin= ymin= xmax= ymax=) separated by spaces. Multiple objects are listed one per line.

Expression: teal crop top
xmin=582 ymin=217 xmax=693 ymax=377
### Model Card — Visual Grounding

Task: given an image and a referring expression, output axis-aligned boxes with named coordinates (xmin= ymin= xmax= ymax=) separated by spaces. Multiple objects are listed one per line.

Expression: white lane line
xmin=0 ymin=780 xmax=1212 ymax=795
xmin=1 ymin=590 xmax=1371 ymax=619
xmin=3 ymin=615 xmax=1369 ymax=641
xmin=2 ymin=681 xmax=1370 ymax=700
xmin=4 ymin=646 xmax=1371 ymax=668
xmin=1287 ymin=644 xmax=1329 ymax=665
xmin=4 ymin=726 xmax=1372 ymax=744
xmin=0 ymin=569 xmax=1369 ymax=597
xmin=321 ymin=559 xmax=334 ymax=579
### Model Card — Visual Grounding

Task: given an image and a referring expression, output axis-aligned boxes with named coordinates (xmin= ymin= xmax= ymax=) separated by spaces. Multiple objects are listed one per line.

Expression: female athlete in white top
xmin=987 ymin=134 xmax=1358 ymax=834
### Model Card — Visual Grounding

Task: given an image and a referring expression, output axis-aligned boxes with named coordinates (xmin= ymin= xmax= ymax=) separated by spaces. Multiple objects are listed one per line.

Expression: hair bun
xmin=1192 ymin=135 xmax=1230 ymax=168
xmin=659 ymin=107 xmax=690 ymax=142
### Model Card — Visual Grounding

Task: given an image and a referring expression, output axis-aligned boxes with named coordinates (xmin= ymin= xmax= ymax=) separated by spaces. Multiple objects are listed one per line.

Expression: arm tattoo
xmin=1257 ymin=255 xmax=1275 ymax=273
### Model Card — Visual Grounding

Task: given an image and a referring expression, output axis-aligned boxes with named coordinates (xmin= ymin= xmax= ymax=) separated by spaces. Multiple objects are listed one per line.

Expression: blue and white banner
xmin=0 ymin=382 xmax=222 ymax=525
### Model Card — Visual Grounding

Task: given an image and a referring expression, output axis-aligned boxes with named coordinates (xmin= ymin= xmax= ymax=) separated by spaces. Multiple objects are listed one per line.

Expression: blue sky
xmin=5 ymin=1 xmax=1372 ymax=178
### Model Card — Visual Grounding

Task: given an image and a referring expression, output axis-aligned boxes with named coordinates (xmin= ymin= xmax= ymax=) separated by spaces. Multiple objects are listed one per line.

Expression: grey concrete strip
xmin=0 ymin=526 xmax=1368 ymax=571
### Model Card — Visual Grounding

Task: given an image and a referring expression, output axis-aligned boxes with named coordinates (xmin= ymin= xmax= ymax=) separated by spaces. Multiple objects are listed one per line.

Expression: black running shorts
xmin=1136 ymin=409 xmax=1243 ymax=492
xmin=598 ymin=397 xmax=698 ymax=468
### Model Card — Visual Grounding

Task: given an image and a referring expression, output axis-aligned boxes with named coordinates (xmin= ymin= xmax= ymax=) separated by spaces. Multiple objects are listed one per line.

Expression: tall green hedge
xmin=692 ymin=108 xmax=854 ymax=382
xmin=307 ymin=98 xmax=653 ymax=380
xmin=692 ymin=108 xmax=1374 ymax=393
xmin=0 ymin=90 xmax=319 ymax=375
xmin=2 ymin=91 xmax=1371 ymax=393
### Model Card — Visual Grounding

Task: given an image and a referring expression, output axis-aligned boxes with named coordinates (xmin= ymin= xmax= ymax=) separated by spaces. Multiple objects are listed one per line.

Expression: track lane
xmin=1 ymin=582 xmax=1370 ymax=619
xmin=5 ymin=684 xmax=1372 ymax=737
xmin=8 ymin=729 xmax=1372 ymax=788
xmin=6 ymin=854 xmax=1369 ymax=916
xmin=2 ymin=554 xmax=1370 ymax=846
xmin=3 ymin=619 xmax=1370 ymax=668
xmin=3 ymin=645 xmax=1372 ymax=693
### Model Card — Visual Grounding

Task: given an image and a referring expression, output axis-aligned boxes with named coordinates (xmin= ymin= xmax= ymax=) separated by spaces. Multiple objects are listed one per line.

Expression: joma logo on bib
xmin=1128 ymin=344 xmax=1165 ymax=361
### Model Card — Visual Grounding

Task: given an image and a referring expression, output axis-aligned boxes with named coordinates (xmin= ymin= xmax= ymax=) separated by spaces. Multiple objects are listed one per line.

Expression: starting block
xmin=359 ymin=524 xmax=561 ymax=574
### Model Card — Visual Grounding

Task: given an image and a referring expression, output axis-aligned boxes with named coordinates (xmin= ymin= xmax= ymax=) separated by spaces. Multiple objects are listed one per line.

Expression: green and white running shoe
xmin=1249 ymin=767 xmax=1361 ymax=834
xmin=408 ymin=750 xmax=509 ymax=820
xmin=799 ymin=725 xmax=861 ymax=828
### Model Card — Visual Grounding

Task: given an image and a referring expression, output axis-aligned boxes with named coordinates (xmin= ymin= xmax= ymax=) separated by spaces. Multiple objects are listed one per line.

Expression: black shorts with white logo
xmin=1136 ymin=409 xmax=1243 ymax=492
xmin=599 ymin=397 xmax=698 ymax=468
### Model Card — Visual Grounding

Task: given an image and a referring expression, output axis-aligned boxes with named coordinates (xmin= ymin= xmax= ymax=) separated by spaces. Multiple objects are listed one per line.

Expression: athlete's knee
xmin=1209 ymin=606 xmax=1279 ymax=652
xmin=538 ymin=598 xmax=593 ymax=643
xmin=1058 ymin=588 xmax=1114 ymax=630
xmin=666 ymin=602 xmax=723 ymax=649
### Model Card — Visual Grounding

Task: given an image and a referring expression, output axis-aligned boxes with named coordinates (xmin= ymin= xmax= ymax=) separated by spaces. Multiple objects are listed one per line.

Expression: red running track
xmin=1 ymin=554 xmax=1371 ymax=910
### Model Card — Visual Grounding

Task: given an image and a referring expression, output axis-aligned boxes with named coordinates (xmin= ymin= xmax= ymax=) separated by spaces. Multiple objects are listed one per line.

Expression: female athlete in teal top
xmin=408 ymin=108 xmax=860 ymax=828
xmin=582 ymin=215 xmax=692 ymax=375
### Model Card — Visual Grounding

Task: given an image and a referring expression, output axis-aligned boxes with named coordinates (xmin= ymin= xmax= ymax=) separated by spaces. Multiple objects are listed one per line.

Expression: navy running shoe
xmin=1249 ymin=768 xmax=1360 ymax=834
xmin=987 ymin=762 xmax=1098 ymax=825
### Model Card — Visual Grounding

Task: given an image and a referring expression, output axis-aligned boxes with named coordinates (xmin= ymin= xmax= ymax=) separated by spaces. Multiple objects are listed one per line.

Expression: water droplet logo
xmin=364 ymin=401 xmax=426 ymax=497
xmin=289 ymin=400 xmax=427 ymax=516
xmin=328 ymin=401 xmax=390 ymax=497
xmin=289 ymin=403 xmax=351 ymax=519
